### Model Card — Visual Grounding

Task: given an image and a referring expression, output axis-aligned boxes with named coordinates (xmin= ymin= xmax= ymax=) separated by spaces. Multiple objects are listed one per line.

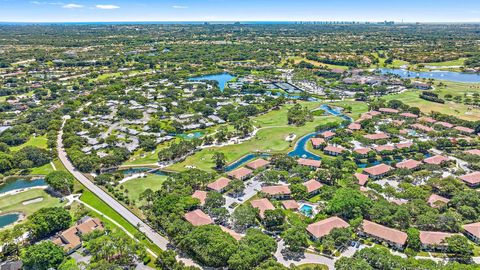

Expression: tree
xmin=28 ymin=207 xmax=71 ymax=240
xmin=263 ymin=209 xmax=285 ymax=231
xmin=335 ymin=257 xmax=373 ymax=270
xmin=290 ymin=184 xmax=308 ymax=201
xmin=232 ymin=204 xmax=258 ymax=231
xmin=446 ymin=235 xmax=473 ymax=261
xmin=85 ymin=232 xmax=142 ymax=267
xmin=283 ymin=226 xmax=308 ymax=252
xmin=45 ymin=171 xmax=74 ymax=195
xmin=228 ymin=229 xmax=277 ymax=270
xmin=212 ymin=152 xmax=226 ymax=170
xmin=326 ymin=188 xmax=372 ymax=220
xmin=406 ymin=228 xmax=421 ymax=251
xmin=21 ymin=241 xmax=65 ymax=270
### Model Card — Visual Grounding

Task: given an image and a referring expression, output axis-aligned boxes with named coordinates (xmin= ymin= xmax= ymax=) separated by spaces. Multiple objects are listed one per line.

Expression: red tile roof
xmin=395 ymin=159 xmax=422 ymax=170
xmin=423 ymin=155 xmax=449 ymax=165
xmin=361 ymin=220 xmax=407 ymax=246
xmin=419 ymin=117 xmax=437 ymax=124
xmin=324 ymin=145 xmax=346 ymax=154
xmin=354 ymin=173 xmax=369 ymax=186
xmin=76 ymin=218 xmax=103 ymax=235
xmin=379 ymin=108 xmax=399 ymax=114
xmin=455 ymin=126 xmax=475 ymax=134
xmin=465 ymin=149 xmax=480 ymax=156
xmin=184 ymin=209 xmax=213 ymax=226
xmin=411 ymin=123 xmax=434 ymax=132
xmin=374 ymin=145 xmax=395 ymax=152
xmin=348 ymin=123 xmax=362 ymax=130
xmin=459 ymin=171 xmax=480 ymax=186
xmin=419 ymin=231 xmax=457 ymax=245
xmin=303 ymin=179 xmax=323 ymax=193
xmin=246 ymin=158 xmax=270 ymax=170
xmin=227 ymin=167 xmax=253 ymax=180
xmin=310 ymin=137 xmax=326 ymax=147
xmin=354 ymin=148 xmax=372 ymax=155
xmin=261 ymin=185 xmax=291 ymax=196
xmin=463 ymin=222 xmax=480 ymax=238
xmin=307 ymin=216 xmax=349 ymax=239
xmin=282 ymin=200 xmax=300 ymax=210
xmin=207 ymin=177 xmax=231 ymax=192
xmin=321 ymin=131 xmax=336 ymax=138
xmin=400 ymin=112 xmax=418 ymax=118
xmin=364 ymin=132 xmax=389 ymax=140
xmin=297 ymin=158 xmax=321 ymax=168
xmin=427 ymin=194 xmax=450 ymax=208
xmin=363 ymin=164 xmax=393 ymax=176
xmin=435 ymin=121 xmax=454 ymax=128
xmin=192 ymin=190 xmax=208 ymax=205
xmin=220 ymin=225 xmax=244 ymax=241
xmin=251 ymin=198 xmax=275 ymax=218
xmin=395 ymin=142 xmax=413 ymax=149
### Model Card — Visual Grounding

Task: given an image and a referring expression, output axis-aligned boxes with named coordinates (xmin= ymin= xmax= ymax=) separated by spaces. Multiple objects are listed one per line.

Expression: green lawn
xmin=10 ymin=135 xmax=48 ymax=152
xmin=123 ymin=138 xmax=180 ymax=166
xmin=30 ymin=162 xmax=55 ymax=175
xmin=289 ymin=56 xmax=349 ymax=70
xmin=120 ymin=174 xmax=167 ymax=204
xmin=296 ymin=263 xmax=328 ymax=270
xmin=0 ymin=189 xmax=63 ymax=217
xmin=326 ymin=100 xmax=369 ymax=120
xmin=420 ymin=58 xmax=465 ymax=67
xmin=383 ymin=90 xmax=480 ymax=121
xmin=167 ymin=107 xmax=340 ymax=172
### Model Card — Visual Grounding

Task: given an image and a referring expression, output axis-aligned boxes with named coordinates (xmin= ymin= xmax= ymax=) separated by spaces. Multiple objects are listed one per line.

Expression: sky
xmin=1 ymin=0 xmax=480 ymax=23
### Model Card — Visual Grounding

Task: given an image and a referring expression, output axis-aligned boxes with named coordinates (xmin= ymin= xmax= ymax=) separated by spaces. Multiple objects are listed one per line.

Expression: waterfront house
xmin=459 ymin=171 xmax=480 ymax=188
xmin=363 ymin=164 xmax=393 ymax=179
xmin=324 ymin=145 xmax=346 ymax=156
xmin=250 ymin=198 xmax=275 ymax=219
xmin=320 ymin=130 xmax=336 ymax=140
xmin=297 ymin=158 xmax=321 ymax=169
xmin=246 ymin=158 xmax=270 ymax=170
xmin=311 ymin=138 xmax=326 ymax=149
xmin=184 ymin=209 xmax=214 ymax=226
xmin=395 ymin=159 xmax=422 ymax=170
xmin=227 ymin=167 xmax=253 ymax=181
xmin=307 ymin=216 xmax=349 ymax=240
xmin=359 ymin=220 xmax=407 ymax=250
xmin=303 ymin=179 xmax=323 ymax=196
xmin=353 ymin=148 xmax=372 ymax=158
xmin=261 ymin=185 xmax=291 ymax=200
xmin=207 ymin=177 xmax=231 ymax=193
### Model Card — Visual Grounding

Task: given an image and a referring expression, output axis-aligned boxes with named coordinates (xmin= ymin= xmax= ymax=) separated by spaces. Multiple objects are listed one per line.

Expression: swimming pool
xmin=299 ymin=204 xmax=314 ymax=217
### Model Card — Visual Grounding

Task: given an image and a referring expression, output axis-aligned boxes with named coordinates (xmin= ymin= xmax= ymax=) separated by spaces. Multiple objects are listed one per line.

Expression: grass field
xmin=326 ymin=100 xmax=369 ymax=120
xmin=30 ymin=162 xmax=55 ymax=175
xmin=420 ymin=58 xmax=465 ymax=67
xmin=0 ymin=189 xmax=63 ymax=216
xmin=296 ymin=263 xmax=328 ymax=270
xmin=383 ymin=90 xmax=480 ymax=121
xmin=10 ymin=135 xmax=48 ymax=152
xmin=120 ymin=174 xmax=167 ymax=204
xmin=167 ymin=102 xmax=340 ymax=172
xmin=288 ymin=56 xmax=349 ymax=70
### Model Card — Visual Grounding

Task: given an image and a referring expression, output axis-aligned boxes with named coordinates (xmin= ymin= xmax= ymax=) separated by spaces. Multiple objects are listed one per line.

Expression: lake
xmin=188 ymin=73 xmax=236 ymax=91
xmin=0 ymin=213 xmax=20 ymax=229
xmin=379 ymin=68 xmax=480 ymax=83
xmin=0 ymin=178 xmax=46 ymax=195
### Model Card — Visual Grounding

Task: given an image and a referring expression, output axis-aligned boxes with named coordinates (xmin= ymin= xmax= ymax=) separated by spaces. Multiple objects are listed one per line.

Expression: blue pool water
xmin=379 ymin=68 xmax=480 ymax=83
xmin=224 ymin=153 xmax=270 ymax=172
xmin=0 ymin=178 xmax=46 ymax=195
xmin=0 ymin=213 xmax=20 ymax=229
xmin=188 ymin=73 xmax=236 ymax=91
xmin=177 ymin=132 xmax=203 ymax=139
xmin=300 ymin=204 xmax=314 ymax=217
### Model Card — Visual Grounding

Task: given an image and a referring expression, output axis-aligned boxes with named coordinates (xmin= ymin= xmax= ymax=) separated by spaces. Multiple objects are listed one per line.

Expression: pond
xmin=379 ymin=68 xmax=480 ymax=83
xmin=188 ymin=73 xmax=236 ymax=91
xmin=224 ymin=153 xmax=270 ymax=172
xmin=119 ymin=167 xmax=168 ymax=176
xmin=0 ymin=213 xmax=20 ymax=229
xmin=177 ymin=131 xmax=203 ymax=140
xmin=0 ymin=178 xmax=46 ymax=195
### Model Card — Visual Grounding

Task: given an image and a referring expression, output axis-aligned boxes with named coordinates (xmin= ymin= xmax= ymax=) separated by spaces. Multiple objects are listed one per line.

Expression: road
xmin=57 ymin=117 xmax=199 ymax=267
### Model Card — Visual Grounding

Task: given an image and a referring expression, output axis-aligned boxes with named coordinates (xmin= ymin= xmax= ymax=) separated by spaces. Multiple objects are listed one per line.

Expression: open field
xmin=120 ymin=174 xmax=167 ymax=204
xmin=167 ymin=102 xmax=340 ymax=172
xmin=29 ymin=162 xmax=55 ymax=175
xmin=383 ymin=90 xmax=480 ymax=121
xmin=0 ymin=189 xmax=63 ymax=216
xmin=288 ymin=56 xmax=349 ymax=70
xmin=296 ymin=263 xmax=329 ymax=270
xmin=421 ymin=58 xmax=465 ymax=67
xmin=10 ymin=135 xmax=48 ymax=152
xmin=326 ymin=100 xmax=369 ymax=120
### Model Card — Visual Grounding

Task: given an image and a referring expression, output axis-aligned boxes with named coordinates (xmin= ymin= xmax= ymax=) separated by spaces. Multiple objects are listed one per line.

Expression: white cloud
xmin=172 ymin=5 xmax=188 ymax=9
xmin=63 ymin=3 xmax=83 ymax=8
xmin=95 ymin=4 xmax=120 ymax=9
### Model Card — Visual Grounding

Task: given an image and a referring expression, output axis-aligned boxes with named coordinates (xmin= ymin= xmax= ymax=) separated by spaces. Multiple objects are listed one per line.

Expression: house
xmin=207 ymin=177 xmax=231 ymax=193
xmin=320 ymin=131 xmax=336 ymax=140
xmin=395 ymin=142 xmax=413 ymax=150
xmin=411 ymin=123 xmax=434 ymax=133
xmin=359 ymin=220 xmax=407 ymax=250
xmin=192 ymin=190 xmax=208 ymax=205
xmin=261 ymin=185 xmax=291 ymax=199
xmin=459 ymin=171 xmax=480 ymax=188
xmin=246 ymin=158 xmax=270 ymax=170
xmin=324 ymin=145 xmax=346 ymax=156
xmin=423 ymin=155 xmax=449 ymax=166
xmin=374 ymin=145 xmax=395 ymax=153
xmin=400 ymin=112 xmax=418 ymax=118
xmin=303 ymin=179 xmax=323 ymax=196
xmin=395 ymin=159 xmax=422 ymax=170
xmin=463 ymin=222 xmax=480 ymax=243
xmin=347 ymin=123 xmax=362 ymax=131
xmin=363 ymin=164 xmax=393 ymax=179
xmin=364 ymin=132 xmax=389 ymax=141
xmin=435 ymin=121 xmax=454 ymax=129
xmin=353 ymin=148 xmax=372 ymax=158
xmin=184 ymin=209 xmax=213 ymax=226
xmin=227 ymin=167 xmax=253 ymax=181
xmin=282 ymin=200 xmax=300 ymax=210
xmin=427 ymin=194 xmax=450 ymax=208
xmin=52 ymin=217 xmax=104 ymax=254
xmin=311 ymin=138 xmax=326 ymax=149
xmin=455 ymin=126 xmax=475 ymax=135
xmin=307 ymin=216 xmax=350 ymax=240
xmin=465 ymin=149 xmax=480 ymax=156
xmin=411 ymin=81 xmax=431 ymax=90
xmin=379 ymin=108 xmax=399 ymax=114
xmin=420 ymin=231 xmax=457 ymax=251
xmin=297 ymin=158 xmax=321 ymax=169
xmin=419 ymin=117 xmax=437 ymax=124
xmin=220 ymin=225 xmax=244 ymax=241
xmin=250 ymin=198 xmax=275 ymax=219
xmin=354 ymin=173 xmax=369 ymax=186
